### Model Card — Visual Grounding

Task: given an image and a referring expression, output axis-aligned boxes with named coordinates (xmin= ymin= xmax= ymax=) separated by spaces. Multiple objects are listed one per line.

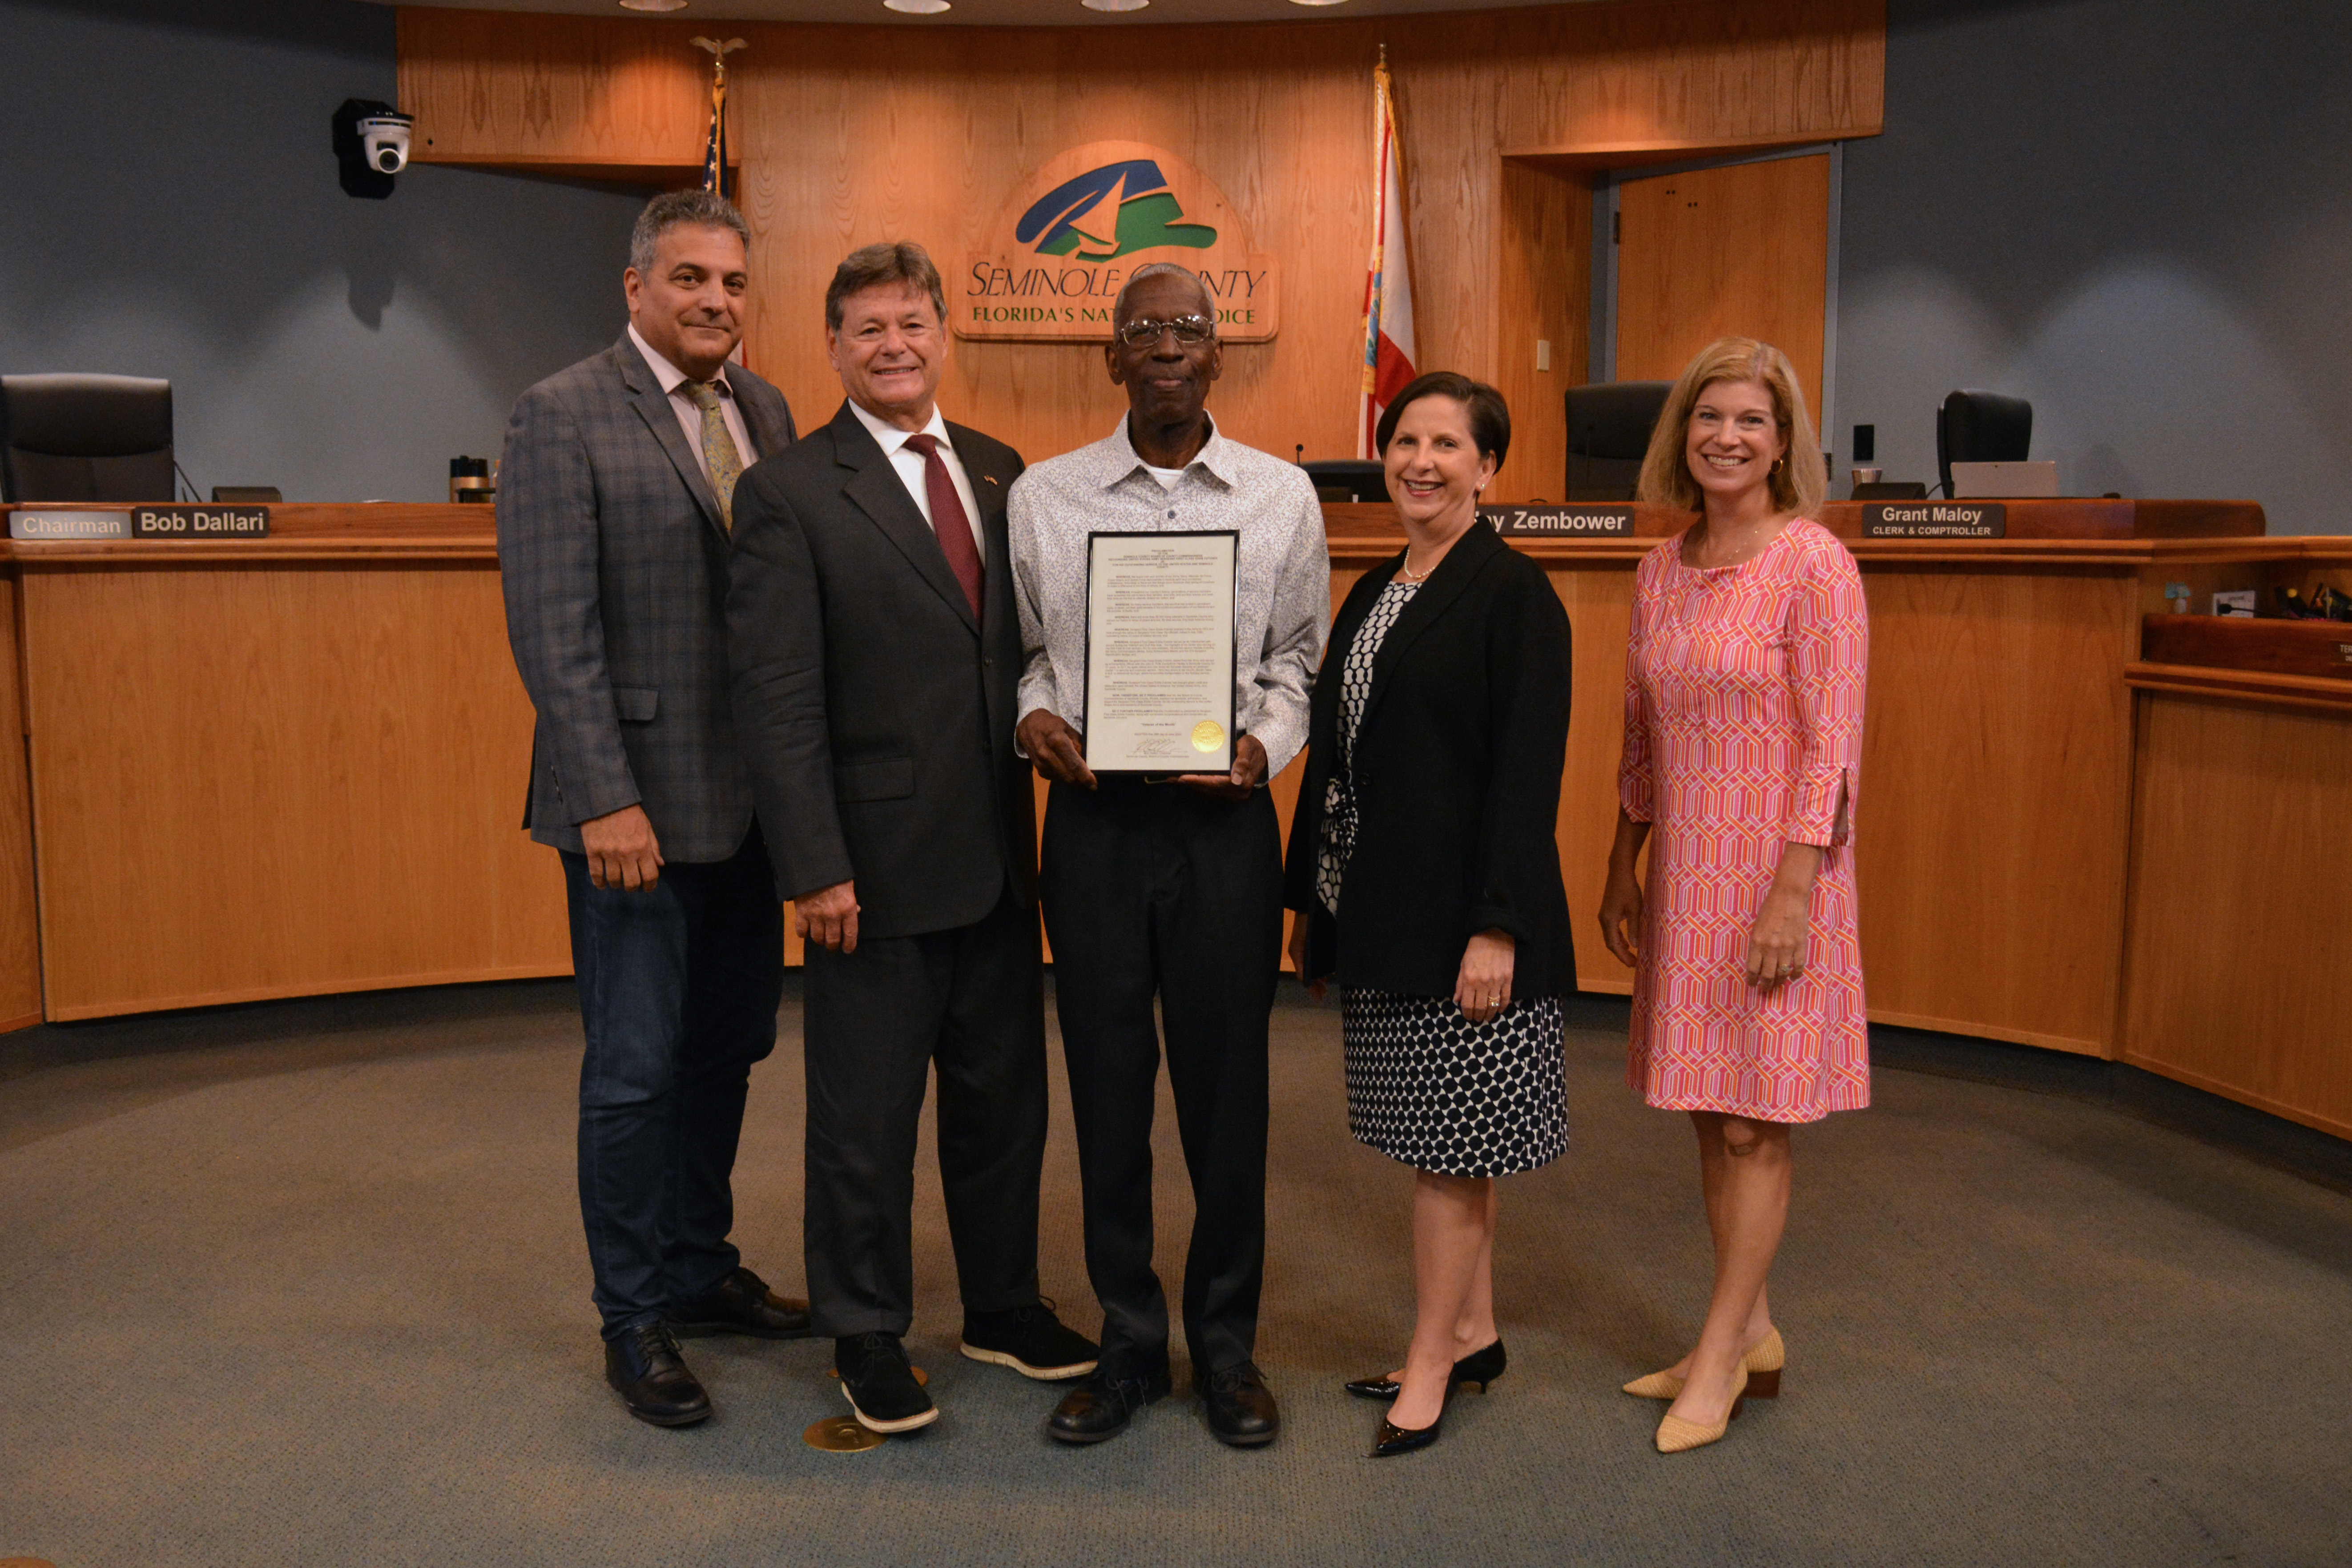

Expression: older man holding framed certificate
xmin=1009 ymin=262 xmax=1329 ymax=1448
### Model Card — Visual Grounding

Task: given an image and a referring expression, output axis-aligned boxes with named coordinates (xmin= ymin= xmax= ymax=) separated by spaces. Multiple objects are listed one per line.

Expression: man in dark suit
xmin=726 ymin=242 xmax=1098 ymax=1436
xmin=499 ymin=190 xmax=809 ymax=1430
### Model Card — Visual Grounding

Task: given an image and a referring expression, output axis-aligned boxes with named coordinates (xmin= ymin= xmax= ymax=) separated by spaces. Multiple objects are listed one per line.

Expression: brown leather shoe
xmin=665 ymin=1266 xmax=812 ymax=1339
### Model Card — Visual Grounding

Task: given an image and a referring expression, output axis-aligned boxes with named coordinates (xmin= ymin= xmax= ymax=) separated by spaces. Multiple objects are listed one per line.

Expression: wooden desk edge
xmin=2 ymin=538 xmax=500 ymax=563
xmin=2123 ymin=661 xmax=2352 ymax=712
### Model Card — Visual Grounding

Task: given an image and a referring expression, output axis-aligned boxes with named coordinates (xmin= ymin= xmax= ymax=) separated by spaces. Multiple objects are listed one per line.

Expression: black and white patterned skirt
xmin=1341 ymin=990 xmax=1570 ymax=1178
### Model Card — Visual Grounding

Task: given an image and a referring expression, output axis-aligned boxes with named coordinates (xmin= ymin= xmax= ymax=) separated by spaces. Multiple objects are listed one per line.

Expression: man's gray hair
xmin=629 ymin=189 xmax=752 ymax=275
xmin=1112 ymin=262 xmax=1213 ymax=324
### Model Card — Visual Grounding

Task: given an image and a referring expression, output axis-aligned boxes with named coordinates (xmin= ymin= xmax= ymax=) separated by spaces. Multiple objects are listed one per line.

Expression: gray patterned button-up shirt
xmin=1008 ymin=414 xmax=1331 ymax=778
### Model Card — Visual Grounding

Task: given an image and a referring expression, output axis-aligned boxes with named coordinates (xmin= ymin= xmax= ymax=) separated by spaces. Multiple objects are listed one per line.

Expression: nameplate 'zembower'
xmin=962 ymin=143 xmax=1280 ymax=344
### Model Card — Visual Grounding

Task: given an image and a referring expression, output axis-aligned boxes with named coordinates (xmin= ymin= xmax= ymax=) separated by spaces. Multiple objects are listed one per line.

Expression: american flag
xmin=693 ymin=37 xmax=744 ymax=197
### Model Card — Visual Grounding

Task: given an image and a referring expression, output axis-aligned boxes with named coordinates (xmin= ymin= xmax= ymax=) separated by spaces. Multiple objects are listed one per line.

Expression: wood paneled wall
xmin=398 ymin=0 xmax=1882 ymax=499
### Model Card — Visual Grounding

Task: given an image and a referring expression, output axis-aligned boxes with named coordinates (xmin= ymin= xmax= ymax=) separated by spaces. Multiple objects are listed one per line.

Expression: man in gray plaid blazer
xmin=498 ymin=190 xmax=805 ymax=1429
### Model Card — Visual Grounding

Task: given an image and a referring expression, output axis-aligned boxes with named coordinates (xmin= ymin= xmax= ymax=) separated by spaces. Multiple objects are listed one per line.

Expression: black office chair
xmin=1935 ymin=390 xmax=2031 ymax=499
xmin=1564 ymin=381 xmax=1671 ymax=501
xmin=1301 ymin=459 xmax=1387 ymax=504
xmin=0 ymin=374 xmax=175 ymax=503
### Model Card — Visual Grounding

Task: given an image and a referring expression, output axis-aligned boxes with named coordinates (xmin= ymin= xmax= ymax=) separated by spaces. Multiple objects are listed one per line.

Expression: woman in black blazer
xmin=1283 ymin=372 xmax=1574 ymax=1458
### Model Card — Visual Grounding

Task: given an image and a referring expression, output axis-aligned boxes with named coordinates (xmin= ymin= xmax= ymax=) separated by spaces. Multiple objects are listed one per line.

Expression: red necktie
xmin=903 ymin=432 xmax=983 ymax=621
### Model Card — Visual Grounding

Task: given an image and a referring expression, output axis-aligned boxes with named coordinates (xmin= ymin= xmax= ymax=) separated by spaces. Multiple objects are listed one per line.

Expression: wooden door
xmin=1615 ymin=155 xmax=1830 ymax=416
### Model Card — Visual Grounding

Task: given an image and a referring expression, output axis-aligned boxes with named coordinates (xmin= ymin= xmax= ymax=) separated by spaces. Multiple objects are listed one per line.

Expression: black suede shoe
xmin=604 ymin=1323 xmax=713 ymax=1427
xmin=961 ymin=1301 xmax=1100 ymax=1380
xmin=1046 ymin=1368 xmax=1169 ymax=1444
xmin=837 ymin=1332 xmax=938 ymax=1434
xmin=1200 ymin=1361 xmax=1280 ymax=1447
xmin=665 ymin=1266 xmax=812 ymax=1339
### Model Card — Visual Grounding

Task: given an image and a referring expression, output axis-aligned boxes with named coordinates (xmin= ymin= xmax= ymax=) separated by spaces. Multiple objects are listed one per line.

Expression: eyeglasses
xmin=1115 ymin=315 xmax=1216 ymax=348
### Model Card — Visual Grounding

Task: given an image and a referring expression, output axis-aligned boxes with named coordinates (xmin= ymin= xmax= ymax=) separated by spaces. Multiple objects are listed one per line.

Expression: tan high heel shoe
xmin=1655 ymin=1363 xmax=1748 ymax=1455
xmin=1622 ymin=1327 xmax=1784 ymax=1400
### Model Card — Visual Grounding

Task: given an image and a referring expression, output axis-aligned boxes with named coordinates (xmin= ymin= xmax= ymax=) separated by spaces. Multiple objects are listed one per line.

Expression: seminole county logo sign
xmin=960 ymin=141 xmax=1280 ymax=343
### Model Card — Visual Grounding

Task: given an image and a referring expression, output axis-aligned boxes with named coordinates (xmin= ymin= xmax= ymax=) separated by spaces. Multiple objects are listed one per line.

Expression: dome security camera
xmin=358 ymin=114 xmax=414 ymax=175
xmin=332 ymin=98 xmax=415 ymax=199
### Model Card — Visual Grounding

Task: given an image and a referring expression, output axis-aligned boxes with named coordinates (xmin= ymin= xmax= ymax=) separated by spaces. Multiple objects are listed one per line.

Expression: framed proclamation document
xmin=1083 ymin=530 xmax=1238 ymax=776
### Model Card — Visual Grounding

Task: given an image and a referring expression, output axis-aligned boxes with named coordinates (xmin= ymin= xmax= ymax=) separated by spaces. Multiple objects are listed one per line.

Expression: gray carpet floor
xmin=2 ymin=979 xmax=2348 ymax=1568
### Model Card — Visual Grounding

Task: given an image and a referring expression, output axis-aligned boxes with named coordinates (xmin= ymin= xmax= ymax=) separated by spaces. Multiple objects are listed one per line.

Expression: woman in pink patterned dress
xmin=1597 ymin=338 xmax=1868 ymax=1455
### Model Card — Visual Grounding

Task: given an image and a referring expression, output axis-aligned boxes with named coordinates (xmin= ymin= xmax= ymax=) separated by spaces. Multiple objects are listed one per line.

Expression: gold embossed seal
xmin=1191 ymin=720 xmax=1226 ymax=752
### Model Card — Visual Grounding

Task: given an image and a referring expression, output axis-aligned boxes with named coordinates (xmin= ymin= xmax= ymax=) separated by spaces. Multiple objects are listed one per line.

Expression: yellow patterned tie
xmin=682 ymin=379 xmax=744 ymax=530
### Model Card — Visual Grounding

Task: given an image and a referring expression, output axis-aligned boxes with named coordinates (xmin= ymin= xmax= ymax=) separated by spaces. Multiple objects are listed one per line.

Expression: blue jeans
xmin=561 ymin=825 xmax=784 ymax=1339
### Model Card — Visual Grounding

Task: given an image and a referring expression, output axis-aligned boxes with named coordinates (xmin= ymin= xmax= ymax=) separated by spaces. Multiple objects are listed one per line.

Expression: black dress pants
xmin=1040 ymin=780 xmax=1284 ymax=1379
xmin=801 ymin=888 xmax=1047 ymax=1338
xmin=562 ymin=823 xmax=785 ymax=1339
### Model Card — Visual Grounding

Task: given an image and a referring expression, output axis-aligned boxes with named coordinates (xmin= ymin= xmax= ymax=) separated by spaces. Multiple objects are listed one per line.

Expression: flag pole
xmin=1361 ymin=43 xmax=1416 ymax=461
xmin=692 ymin=36 xmax=746 ymax=198
xmin=1359 ymin=46 xmax=1392 ymax=459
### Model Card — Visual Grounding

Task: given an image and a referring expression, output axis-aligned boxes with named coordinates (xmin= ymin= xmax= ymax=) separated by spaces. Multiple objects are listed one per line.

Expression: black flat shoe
xmin=836 ymin=1332 xmax=937 ymax=1434
xmin=961 ymin=1299 xmax=1100 ymax=1381
xmin=604 ymin=1323 xmax=713 ymax=1427
xmin=1344 ymin=1338 xmax=1508 ymax=1401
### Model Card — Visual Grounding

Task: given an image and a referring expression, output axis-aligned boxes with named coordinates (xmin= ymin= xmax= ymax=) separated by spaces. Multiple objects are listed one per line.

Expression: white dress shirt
xmin=627 ymin=323 xmax=757 ymax=481
xmin=846 ymin=398 xmax=988 ymax=566
xmin=1007 ymin=413 xmax=1330 ymax=777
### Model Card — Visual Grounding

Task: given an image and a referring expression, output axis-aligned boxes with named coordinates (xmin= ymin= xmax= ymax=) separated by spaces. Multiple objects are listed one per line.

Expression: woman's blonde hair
xmin=1634 ymin=337 xmax=1826 ymax=518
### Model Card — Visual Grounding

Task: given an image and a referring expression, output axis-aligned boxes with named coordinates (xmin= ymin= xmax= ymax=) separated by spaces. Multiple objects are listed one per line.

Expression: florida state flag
xmin=1359 ymin=50 xmax=1420 ymax=458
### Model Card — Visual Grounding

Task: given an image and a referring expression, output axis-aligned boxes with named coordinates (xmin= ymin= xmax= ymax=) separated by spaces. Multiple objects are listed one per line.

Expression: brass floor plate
xmin=803 ymin=1415 xmax=886 ymax=1453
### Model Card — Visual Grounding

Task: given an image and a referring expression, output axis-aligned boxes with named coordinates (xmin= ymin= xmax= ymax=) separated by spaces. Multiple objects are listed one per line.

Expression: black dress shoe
xmin=837 ymin=1332 xmax=937 ymax=1434
xmin=604 ymin=1323 xmax=713 ymax=1427
xmin=1345 ymin=1339 xmax=1509 ymax=1401
xmin=665 ymin=1266 xmax=812 ymax=1339
xmin=1046 ymin=1368 xmax=1169 ymax=1444
xmin=961 ymin=1300 xmax=1100 ymax=1380
xmin=1200 ymin=1361 xmax=1281 ymax=1447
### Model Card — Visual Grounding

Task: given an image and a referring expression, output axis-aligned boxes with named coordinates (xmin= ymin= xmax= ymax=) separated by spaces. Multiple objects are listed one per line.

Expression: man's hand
xmin=794 ymin=880 xmax=860 ymax=954
xmin=1175 ymin=734 xmax=1267 ymax=799
xmin=1018 ymin=708 xmax=1096 ymax=789
xmin=580 ymin=804 xmax=664 ymax=892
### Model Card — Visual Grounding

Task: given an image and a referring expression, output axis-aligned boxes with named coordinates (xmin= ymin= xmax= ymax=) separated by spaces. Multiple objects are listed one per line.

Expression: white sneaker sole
xmin=959 ymin=1342 xmax=1099 ymax=1381
xmin=842 ymin=1382 xmax=939 ymax=1433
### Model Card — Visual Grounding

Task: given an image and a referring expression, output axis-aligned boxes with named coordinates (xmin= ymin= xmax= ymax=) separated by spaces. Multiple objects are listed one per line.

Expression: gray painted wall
xmin=0 ymin=0 xmax=644 ymax=503
xmin=11 ymin=0 xmax=2344 ymax=525
xmin=1839 ymin=0 xmax=2352 ymax=532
